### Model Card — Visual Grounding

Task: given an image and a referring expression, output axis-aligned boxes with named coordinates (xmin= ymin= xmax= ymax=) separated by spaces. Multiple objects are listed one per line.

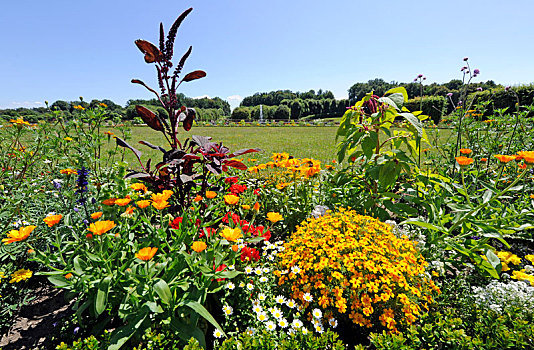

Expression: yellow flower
xmin=152 ymin=200 xmax=170 ymax=210
xmin=494 ymin=154 xmax=515 ymax=164
xmin=91 ymin=212 xmax=103 ymax=220
xmin=115 ymin=197 xmax=132 ymax=207
xmin=266 ymin=212 xmax=283 ymax=223
xmin=64 ymin=137 xmax=73 ymax=141
xmin=242 ymin=204 xmax=251 ymax=210
xmin=10 ymin=118 xmax=31 ymax=127
xmin=43 ymin=214 xmax=62 ymax=227
xmin=136 ymin=200 xmax=151 ymax=209
xmin=99 ymin=103 xmax=108 ymax=108
xmin=9 ymin=269 xmax=33 ymax=283
xmin=191 ymin=241 xmax=207 ymax=253
xmin=516 ymin=151 xmax=534 ymax=165
xmin=73 ymin=105 xmax=85 ymax=110
xmin=276 ymin=182 xmax=291 ymax=190
xmin=136 ymin=247 xmax=158 ymax=261
xmin=224 ymin=194 xmax=239 ymax=205
xmin=525 ymin=255 xmax=534 ymax=264
xmin=60 ymin=168 xmax=78 ymax=175
xmin=220 ymin=227 xmax=242 ymax=242
xmin=2 ymin=226 xmax=36 ymax=245
xmin=130 ymin=183 xmax=147 ymax=193
xmin=206 ymin=191 xmax=217 ymax=199
xmin=87 ymin=220 xmax=116 ymax=236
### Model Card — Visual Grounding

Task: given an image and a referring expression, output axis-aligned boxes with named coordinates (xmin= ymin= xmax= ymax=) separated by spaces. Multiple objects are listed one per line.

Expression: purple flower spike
xmin=463 ymin=57 xmax=469 ymax=61
xmin=505 ymin=86 xmax=511 ymax=91
xmin=417 ymin=74 xmax=423 ymax=78
xmin=477 ymin=87 xmax=483 ymax=91
xmin=414 ymin=78 xmax=418 ymax=82
xmin=447 ymin=92 xmax=453 ymax=97
xmin=473 ymin=69 xmax=480 ymax=74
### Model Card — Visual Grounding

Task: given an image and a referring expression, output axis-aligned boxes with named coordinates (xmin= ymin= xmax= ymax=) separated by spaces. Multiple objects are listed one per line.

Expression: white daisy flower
xmin=245 ymin=266 xmax=253 ymax=274
xmin=275 ymin=295 xmax=286 ymax=304
xmin=278 ymin=318 xmax=289 ymax=328
xmin=246 ymin=327 xmax=256 ymax=335
xmin=301 ymin=327 xmax=309 ymax=335
xmin=226 ymin=282 xmax=235 ymax=290
xmin=223 ymin=305 xmax=233 ymax=316
xmin=303 ymin=293 xmax=313 ymax=302
xmin=228 ymin=264 xmax=235 ymax=270
xmin=254 ymin=267 xmax=263 ymax=275
xmin=286 ymin=299 xmax=296 ymax=308
xmin=239 ymin=282 xmax=245 ymax=288
xmin=314 ymin=324 xmax=324 ymax=334
xmin=253 ymin=305 xmax=263 ymax=314
xmin=266 ymin=321 xmax=276 ymax=331
xmin=238 ymin=243 xmax=245 ymax=249
xmin=246 ymin=283 xmax=254 ymax=291
xmin=271 ymin=308 xmax=283 ymax=319
xmin=259 ymin=276 xmax=268 ymax=283
xmin=328 ymin=318 xmax=338 ymax=328
xmin=292 ymin=319 xmax=303 ymax=329
xmin=291 ymin=265 xmax=301 ymax=274
xmin=268 ymin=255 xmax=275 ymax=261
xmin=213 ymin=329 xmax=223 ymax=338
xmin=312 ymin=308 xmax=322 ymax=319
xmin=258 ymin=293 xmax=267 ymax=301
xmin=257 ymin=311 xmax=268 ymax=322
xmin=288 ymin=328 xmax=295 ymax=335
xmin=251 ymin=299 xmax=260 ymax=307
xmin=263 ymin=267 xmax=270 ymax=273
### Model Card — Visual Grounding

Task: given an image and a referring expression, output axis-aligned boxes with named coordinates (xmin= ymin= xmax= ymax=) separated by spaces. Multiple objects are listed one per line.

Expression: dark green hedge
xmin=404 ymin=95 xmax=447 ymax=125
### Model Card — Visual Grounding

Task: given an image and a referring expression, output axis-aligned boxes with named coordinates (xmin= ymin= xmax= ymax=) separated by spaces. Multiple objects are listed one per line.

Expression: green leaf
xmin=361 ymin=133 xmax=377 ymax=159
xmin=108 ymin=307 xmax=149 ymax=350
xmin=48 ymin=275 xmax=69 ymax=287
xmin=484 ymin=249 xmax=502 ymax=273
xmin=96 ymin=275 xmax=112 ymax=316
xmin=385 ymin=87 xmax=408 ymax=102
xmin=184 ymin=300 xmax=225 ymax=337
xmin=482 ymin=189 xmax=493 ymax=204
xmin=378 ymin=161 xmax=398 ymax=188
xmin=169 ymin=318 xmax=207 ymax=349
xmin=154 ymin=279 xmax=172 ymax=305
xmin=399 ymin=112 xmax=423 ymax=137
xmin=402 ymin=219 xmax=442 ymax=231
xmin=378 ymin=96 xmax=399 ymax=110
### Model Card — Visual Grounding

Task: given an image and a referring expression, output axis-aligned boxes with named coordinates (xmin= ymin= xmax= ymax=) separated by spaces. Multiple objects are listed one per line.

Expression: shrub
xmin=404 ymin=95 xmax=446 ymax=125
xmin=275 ymin=209 xmax=440 ymax=334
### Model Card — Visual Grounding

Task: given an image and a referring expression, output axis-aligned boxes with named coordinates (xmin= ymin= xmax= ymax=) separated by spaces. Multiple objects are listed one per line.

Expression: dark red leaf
xmin=227 ymin=148 xmax=262 ymax=158
xmin=223 ymin=160 xmax=248 ymax=170
xmin=135 ymin=105 xmax=164 ymax=132
xmin=182 ymin=70 xmax=206 ymax=82
xmin=135 ymin=40 xmax=164 ymax=63
xmin=182 ymin=108 xmax=196 ymax=131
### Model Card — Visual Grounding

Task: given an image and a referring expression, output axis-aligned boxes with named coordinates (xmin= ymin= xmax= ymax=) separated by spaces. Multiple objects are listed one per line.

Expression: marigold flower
xmin=253 ymin=202 xmax=261 ymax=212
xmin=459 ymin=148 xmax=472 ymax=155
xmin=224 ymin=194 xmax=239 ymax=205
xmin=10 ymin=118 xmax=31 ymax=127
xmin=136 ymin=247 xmax=158 ymax=261
xmin=455 ymin=156 xmax=474 ymax=167
xmin=64 ymin=137 xmax=73 ymax=141
xmin=130 ymin=183 xmax=147 ymax=193
xmin=2 ymin=225 xmax=36 ymax=244
xmin=494 ymin=154 xmax=516 ymax=164
xmin=516 ymin=151 xmax=534 ymax=165
xmin=206 ymin=191 xmax=217 ymax=199
xmin=60 ymin=168 xmax=78 ymax=175
xmin=136 ymin=200 xmax=151 ymax=209
xmin=191 ymin=241 xmax=207 ymax=253
xmin=99 ymin=103 xmax=107 ymax=108
xmin=220 ymin=227 xmax=242 ymax=242
xmin=123 ymin=206 xmax=135 ymax=215
xmin=104 ymin=131 xmax=114 ymax=136
xmin=9 ymin=269 xmax=32 ymax=283
xmin=152 ymin=200 xmax=170 ymax=210
xmin=266 ymin=212 xmax=284 ymax=223
xmin=91 ymin=212 xmax=103 ymax=219
xmin=480 ymin=158 xmax=488 ymax=163
xmin=242 ymin=204 xmax=251 ymax=210
xmin=151 ymin=191 xmax=173 ymax=203
xmin=115 ymin=197 xmax=132 ymax=206
xmin=102 ymin=198 xmax=117 ymax=206
xmin=87 ymin=220 xmax=116 ymax=236
xmin=194 ymin=195 xmax=203 ymax=202
xmin=65 ymin=273 xmax=73 ymax=279
xmin=530 ymin=194 xmax=534 ymax=199
xmin=43 ymin=214 xmax=62 ymax=227
xmin=73 ymin=105 xmax=85 ymax=110
xmin=276 ymin=182 xmax=291 ymax=190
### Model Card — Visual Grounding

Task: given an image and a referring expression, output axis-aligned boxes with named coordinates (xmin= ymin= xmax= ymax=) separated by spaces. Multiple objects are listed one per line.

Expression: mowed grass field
xmin=107 ymin=126 xmax=340 ymax=166
xmin=104 ymin=125 xmax=453 ymax=168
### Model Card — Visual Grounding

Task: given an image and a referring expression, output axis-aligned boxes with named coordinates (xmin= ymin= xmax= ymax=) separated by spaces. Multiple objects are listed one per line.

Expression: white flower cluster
xmin=472 ymin=280 xmax=534 ymax=316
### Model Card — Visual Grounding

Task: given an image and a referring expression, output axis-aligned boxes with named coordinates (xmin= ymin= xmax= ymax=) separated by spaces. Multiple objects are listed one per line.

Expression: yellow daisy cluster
xmin=248 ymin=153 xmax=322 ymax=178
xmin=275 ymin=208 xmax=439 ymax=333
xmin=497 ymin=253 xmax=534 ymax=286
xmin=496 ymin=251 xmax=522 ymax=271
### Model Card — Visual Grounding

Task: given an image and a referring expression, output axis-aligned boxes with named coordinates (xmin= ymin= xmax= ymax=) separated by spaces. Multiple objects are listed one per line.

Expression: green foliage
xmin=232 ymin=106 xmax=252 ymax=120
xmin=217 ymin=329 xmax=346 ymax=350
xmin=405 ymin=95 xmax=446 ymax=125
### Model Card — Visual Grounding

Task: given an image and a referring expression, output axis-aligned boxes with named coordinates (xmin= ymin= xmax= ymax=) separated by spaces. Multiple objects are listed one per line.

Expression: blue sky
xmin=1 ymin=0 xmax=533 ymax=110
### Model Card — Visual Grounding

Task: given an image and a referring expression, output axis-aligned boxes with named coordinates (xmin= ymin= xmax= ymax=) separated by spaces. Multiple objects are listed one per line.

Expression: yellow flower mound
xmin=275 ymin=208 xmax=440 ymax=333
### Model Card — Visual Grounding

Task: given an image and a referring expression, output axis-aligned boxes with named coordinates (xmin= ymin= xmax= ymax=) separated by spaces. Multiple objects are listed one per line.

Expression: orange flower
xmin=152 ymin=200 xmax=170 ymax=210
xmin=102 ymin=198 xmax=117 ymax=206
xmin=124 ymin=206 xmax=135 ymax=215
xmin=206 ymin=191 xmax=217 ymax=199
xmin=115 ymin=197 xmax=132 ymax=207
xmin=43 ymin=214 xmax=62 ymax=227
xmin=266 ymin=212 xmax=284 ymax=223
xmin=136 ymin=247 xmax=158 ymax=261
xmin=480 ymin=158 xmax=488 ymax=163
xmin=232 ymin=245 xmax=239 ymax=252
xmin=494 ymin=154 xmax=515 ymax=164
xmin=242 ymin=204 xmax=251 ymax=210
xmin=130 ymin=183 xmax=147 ymax=193
xmin=253 ymin=202 xmax=261 ymax=212
xmin=191 ymin=241 xmax=207 ymax=253
xmin=516 ymin=151 xmax=534 ymax=165
xmin=224 ymin=194 xmax=239 ymax=205
xmin=2 ymin=226 xmax=36 ymax=245
xmin=459 ymin=148 xmax=472 ymax=155
xmin=194 ymin=195 xmax=203 ymax=202
xmin=220 ymin=227 xmax=242 ymax=242
xmin=530 ymin=194 xmax=534 ymax=199
xmin=87 ymin=220 xmax=116 ymax=236
xmin=136 ymin=200 xmax=151 ymax=209
xmin=91 ymin=212 xmax=103 ymax=219
xmin=60 ymin=168 xmax=77 ymax=175
xmin=455 ymin=156 xmax=474 ymax=167
xmin=65 ymin=273 xmax=73 ymax=279
xmin=151 ymin=191 xmax=173 ymax=202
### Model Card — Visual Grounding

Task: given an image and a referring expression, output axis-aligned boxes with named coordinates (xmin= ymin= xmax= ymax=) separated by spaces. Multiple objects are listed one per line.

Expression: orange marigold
xmin=455 ymin=156 xmax=474 ymax=167
xmin=115 ymin=197 xmax=132 ymax=207
xmin=136 ymin=247 xmax=158 ymax=261
xmin=130 ymin=183 xmax=147 ymax=193
xmin=87 ymin=220 xmax=116 ymax=236
xmin=102 ymin=198 xmax=117 ymax=206
xmin=459 ymin=148 xmax=472 ymax=155
xmin=2 ymin=225 xmax=36 ymax=245
xmin=152 ymin=200 xmax=170 ymax=210
xmin=224 ymin=194 xmax=239 ymax=205
xmin=205 ymin=191 xmax=217 ymax=199
xmin=494 ymin=154 xmax=516 ymax=164
xmin=60 ymin=168 xmax=77 ymax=175
xmin=43 ymin=214 xmax=62 ymax=227
xmin=266 ymin=212 xmax=284 ymax=223
xmin=191 ymin=241 xmax=207 ymax=253
xmin=91 ymin=212 xmax=103 ymax=219
xmin=516 ymin=151 xmax=534 ymax=165
xmin=136 ymin=200 xmax=151 ymax=209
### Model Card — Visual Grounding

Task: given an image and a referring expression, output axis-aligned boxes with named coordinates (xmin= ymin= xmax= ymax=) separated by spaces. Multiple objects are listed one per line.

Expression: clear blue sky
xmin=1 ymin=0 xmax=533 ymax=110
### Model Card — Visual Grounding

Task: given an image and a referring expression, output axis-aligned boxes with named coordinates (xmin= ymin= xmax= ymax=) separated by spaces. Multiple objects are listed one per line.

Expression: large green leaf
xmin=385 ymin=86 xmax=408 ymax=102
xmin=399 ymin=112 xmax=423 ymax=137
xmin=170 ymin=318 xmax=207 ymax=349
xmin=378 ymin=161 xmax=398 ymax=188
xmin=96 ymin=275 xmax=112 ymax=316
xmin=184 ymin=300 xmax=225 ymax=336
xmin=154 ymin=279 xmax=172 ymax=305
xmin=108 ymin=307 xmax=149 ymax=350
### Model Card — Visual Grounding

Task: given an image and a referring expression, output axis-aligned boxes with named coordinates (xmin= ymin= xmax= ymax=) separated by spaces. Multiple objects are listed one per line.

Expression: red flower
xmin=253 ymin=189 xmax=260 ymax=196
xmin=240 ymin=247 xmax=260 ymax=262
xmin=199 ymin=227 xmax=216 ymax=238
xmin=229 ymin=184 xmax=247 ymax=195
xmin=222 ymin=212 xmax=241 ymax=226
xmin=224 ymin=176 xmax=239 ymax=184
xmin=255 ymin=225 xmax=271 ymax=241
xmin=214 ymin=263 xmax=227 ymax=282
xmin=170 ymin=217 xmax=183 ymax=229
